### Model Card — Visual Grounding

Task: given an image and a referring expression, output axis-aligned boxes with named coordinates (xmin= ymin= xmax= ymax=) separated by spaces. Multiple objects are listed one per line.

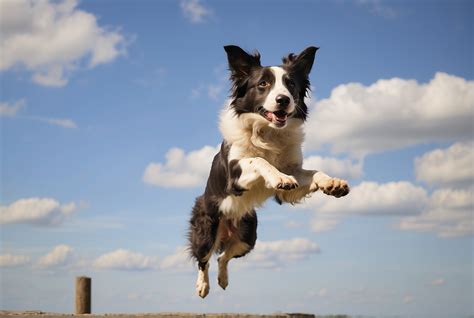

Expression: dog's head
xmin=224 ymin=45 xmax=318 ymax=129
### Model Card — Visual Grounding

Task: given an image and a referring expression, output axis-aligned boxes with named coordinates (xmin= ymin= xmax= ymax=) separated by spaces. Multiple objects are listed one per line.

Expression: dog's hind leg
xmin=196 ymin=260 xmax=210 ymax=298
xmin=188 ymin=196 xmax=220 ymax=298
xmin=217 ymin=211 xmax=257 ymax=290
xmin=217 ymin=241 xmax=248 ymax=290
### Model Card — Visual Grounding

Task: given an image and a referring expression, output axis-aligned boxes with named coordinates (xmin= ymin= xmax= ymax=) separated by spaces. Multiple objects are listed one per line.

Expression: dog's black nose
xmin=276 ymin=95 xmax=290 ymax=108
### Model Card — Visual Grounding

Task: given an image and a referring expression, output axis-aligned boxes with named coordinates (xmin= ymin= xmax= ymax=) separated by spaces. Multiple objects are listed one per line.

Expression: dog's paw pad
xmin=272 ymin=174 xmax=298 ymax=190
xmin=277 ymin=182 xmax=299 ymax=190
xmin=321 ymin=178 xmax=350 ymax=198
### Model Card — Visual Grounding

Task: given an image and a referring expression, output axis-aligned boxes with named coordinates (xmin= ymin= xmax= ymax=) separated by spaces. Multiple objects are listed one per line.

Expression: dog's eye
xmin=286 ymin=79 xmax=295 ymax=88
xmin=258 ymin=80 xmax=270 ymax=88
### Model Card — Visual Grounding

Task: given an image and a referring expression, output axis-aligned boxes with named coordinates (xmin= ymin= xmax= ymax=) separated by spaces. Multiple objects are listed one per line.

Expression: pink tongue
xmin=265 ymin=112 xmax=287 ymax=123
xmin=272 ymin=112 xmax=287 ymax=122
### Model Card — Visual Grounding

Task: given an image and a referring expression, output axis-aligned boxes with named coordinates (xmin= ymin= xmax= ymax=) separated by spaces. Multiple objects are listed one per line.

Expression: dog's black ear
xmin=283 ymin=46 xmax=318 ymax=77
xmin=224 ymin=45 xmax=261 ymax=78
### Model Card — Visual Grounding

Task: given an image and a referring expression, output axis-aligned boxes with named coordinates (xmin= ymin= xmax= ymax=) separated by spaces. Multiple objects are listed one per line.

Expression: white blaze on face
xmin=262 ymin=66 xmax=295 ymax=113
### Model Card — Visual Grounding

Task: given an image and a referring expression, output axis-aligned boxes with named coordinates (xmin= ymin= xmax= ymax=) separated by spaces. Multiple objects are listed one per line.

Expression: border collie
xmin=188 ymin=45 xmax=350 ymax=298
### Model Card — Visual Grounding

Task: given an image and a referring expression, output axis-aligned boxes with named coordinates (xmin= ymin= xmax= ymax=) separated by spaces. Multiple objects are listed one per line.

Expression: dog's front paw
xmin=318 ymin=177 xmax=350 ymax=198
xmin=268 ymin=173 xmax=299 ymax=190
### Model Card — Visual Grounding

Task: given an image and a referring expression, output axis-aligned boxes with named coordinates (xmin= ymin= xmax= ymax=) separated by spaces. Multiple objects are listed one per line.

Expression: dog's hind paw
xmin=196 ymin=280 xmax=210 ymax=298
xmin=218 ymin=273 xmax=228 ymax=290
xmin=196 ymin=264 xmax=210 ymax=298
xmin=217 ymin=257 xmax=229 ymax=290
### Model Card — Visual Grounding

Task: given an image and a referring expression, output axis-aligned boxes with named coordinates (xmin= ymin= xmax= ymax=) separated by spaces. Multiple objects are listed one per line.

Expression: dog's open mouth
xmin=262 ymin=109 xmax=288 ymax=127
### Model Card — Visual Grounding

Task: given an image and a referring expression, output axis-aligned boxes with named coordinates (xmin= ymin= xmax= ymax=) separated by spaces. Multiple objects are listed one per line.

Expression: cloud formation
xmin=305 ymin=73 xmax=474 ymax=157
xmin=36 ymin=245 xmax=74 ymax=269
xmin=0 ymin=254 xmax=31 ymax=267
xmin=93 ymin=249 xmax=159 ymax=271
xmin=398 ymin=142 xmax=474 ymax=238
xmin=303 ymin=155 xmax=363 ymax=180
xmin=415 ymin=141 xmax=474 ymax=187
xmin=306 ymin=142 xmax=474 ymax=238
xmin=397 ymin=187 xmax=473 ymax=238
xmin=159 ymin=238 xmax=320 ymax=272
xmin=1 ymin=99 xmax=78 ymax=128
xmin=31 ymin=116 xmax=78 ymax=129
xmin=0 ymin=99 xmax=25 ymax=117
xmin=180 ymin=0 xmax=212 ymax=23
xmin=0 ymin=0 xmax=126 ymax=86
xmin=309 ymin=181 xmax=428 ymax=216
xmin=143 ymin=145 xmax=219 ymax=188
xmin=357 ymin=0 xmax=399 ymax=19
xmin=240 ymin=238 xmax=320 ymax=269
xmin=306 ymin=181 xmax=428 ymax=233
xmin=0 ymin=197 xmax=78 ymax=226
xmin=160 ymin=246 xmax=193 ymax=272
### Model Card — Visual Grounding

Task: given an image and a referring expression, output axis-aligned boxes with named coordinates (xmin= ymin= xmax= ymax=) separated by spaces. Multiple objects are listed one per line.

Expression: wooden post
xmin=75 ymin=276 xmax=91 ymax=314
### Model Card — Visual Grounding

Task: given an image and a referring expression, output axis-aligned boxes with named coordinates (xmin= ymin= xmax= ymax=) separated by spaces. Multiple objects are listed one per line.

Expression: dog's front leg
xmin=295 ymin=169 xmax=350 ymax=198
xmin=232 ymin=157 xmax=299 ymax=191
xmin=275 ymin=169 xmax=315 ymax=204
xmin=312 ymin=170 xmax=350 ymax=198
xmin=276 ymin=168 xmax=350 ymax=203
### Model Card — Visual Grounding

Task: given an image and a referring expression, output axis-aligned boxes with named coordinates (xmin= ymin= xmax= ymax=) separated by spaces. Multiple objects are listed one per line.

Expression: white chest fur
xmin=217 ymin=107 xmax=305 ymax=220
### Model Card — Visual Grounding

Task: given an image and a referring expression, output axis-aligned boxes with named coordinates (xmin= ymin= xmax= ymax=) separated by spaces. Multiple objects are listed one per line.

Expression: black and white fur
xmin=188 ymin=45 xmax=349 ymax=298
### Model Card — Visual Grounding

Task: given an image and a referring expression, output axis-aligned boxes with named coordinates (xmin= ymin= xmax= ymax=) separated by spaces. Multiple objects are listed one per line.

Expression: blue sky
xmin=0 ymin=0 xmax=473 ymax=317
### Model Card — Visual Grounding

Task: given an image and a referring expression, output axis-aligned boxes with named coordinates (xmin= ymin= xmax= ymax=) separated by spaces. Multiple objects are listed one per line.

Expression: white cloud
xmin=305 ymin=181 xmax=429 ymax=233
xmin=0 ymin=254 xmax=31 ymax=267
xmin=190 ymin=65 xmax=227 ymax=101
xmin=0 ymin=197 xmax=78 ymax=226
xmin=33 ymin=116 xmax=78 ymax=129
xmin=397 ymin=187 xmax=473 ymax=238
xmin=305 ymin=178 xmax=473 ymax=238
xmin=415 ymin=142 xmax=474 ymax=187
xmin=36 ymin=245 xmax=74 ymax=269
xmin=396 ymin=144 xmax=474 ymax=238
xmin=304 ymin=179 xmax=474 ymax=238
xmin=0 ymin=99 xmax=78 ymax=128
xmin=93 ymin=249 xmax=159 ymax=271
xmin=207 ymin=83 xmax=223 ymax=101
xmin=160 ymin=246 xmax=194 ymax=272
xmin=305 ymin=73 xmax=474 ymax=157
xmin=357 ymin=0 xmax=399 ymax=19
xmin=307 ymin=181 xmax=428 ymax=216
xmin=0 ymin=0 xmax=126 ymax=86
xmin=310 ymin=216 xmax=342 ymax=233
xmin=0 ymin=99 xmax=25 ymax=116
xmin=180 ymin=0 xmax=212 ymax=23
xmin=240 ymin=238 xmax=320 ymax=269
xmin=303 ymin=155 xmax=363 ymax=180
xmin=143 ymin=145 xmax=219 ymax=188
xmin=160 ymin=238 xmax=320 ymax=271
